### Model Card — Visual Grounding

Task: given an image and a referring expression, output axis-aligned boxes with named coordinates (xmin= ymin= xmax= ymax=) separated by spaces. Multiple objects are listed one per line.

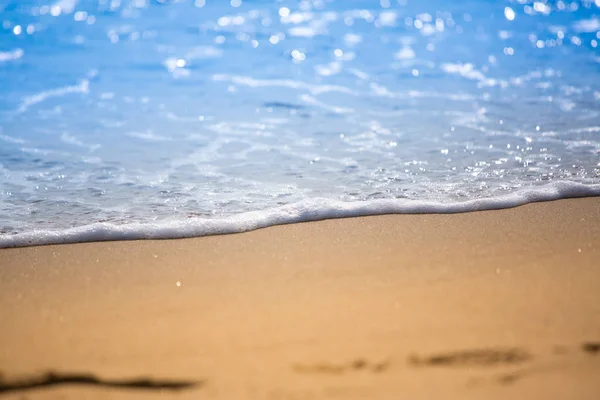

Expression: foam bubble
xmin=1 ymin=181 xmax=598 ymax=248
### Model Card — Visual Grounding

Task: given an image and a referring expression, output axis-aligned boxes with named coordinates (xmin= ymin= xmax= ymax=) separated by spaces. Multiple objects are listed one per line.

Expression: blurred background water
xmin=0 ymin=0 xmax=599 ymax=234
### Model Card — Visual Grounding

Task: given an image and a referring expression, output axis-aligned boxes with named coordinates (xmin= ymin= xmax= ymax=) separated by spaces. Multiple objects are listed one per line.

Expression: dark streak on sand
xmin=409 ymin=348 xmax=531 ymax=367
xmin=582 ymin=342 xmax=600 ymax=354
xmin=0 ymin=371 xmax=201 ymax=394
xmin=293 ymin=359 xmax=390 ymax=374
xmin=497 ymin=372 xmax=523 ymax=385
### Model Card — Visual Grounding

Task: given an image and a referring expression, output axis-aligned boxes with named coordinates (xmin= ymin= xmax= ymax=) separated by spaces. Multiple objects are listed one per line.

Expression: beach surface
xmin=1 ymin=198 xmax=600 ymax=399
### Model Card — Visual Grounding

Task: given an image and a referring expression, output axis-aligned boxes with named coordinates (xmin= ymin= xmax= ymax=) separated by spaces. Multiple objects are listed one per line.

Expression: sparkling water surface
xmin=1 ymin=0 xmax=599 ymax=235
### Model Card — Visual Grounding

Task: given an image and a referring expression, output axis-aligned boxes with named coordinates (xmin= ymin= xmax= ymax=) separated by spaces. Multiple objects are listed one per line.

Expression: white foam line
xmin=53 ymin=0 xmax=78 ymax=14
xmin=300 ymin=94 xmax=353 ymax=114
xmin=60 ymin=133 xmax=101 ymax=151
xmin=18 ymin=80 xmax=89 ymax=113
xmin=1 ymin=181 xmax=599 ymax=248
xmin=0 ymin=48 xmax=23 ymax=63
xmin=573 ymin=17 xmax=600 ymax=33
xmin=211 ymin=74 xmax=355 ymax=95
xmin=0 ymin=134 xmax=25 ymax=144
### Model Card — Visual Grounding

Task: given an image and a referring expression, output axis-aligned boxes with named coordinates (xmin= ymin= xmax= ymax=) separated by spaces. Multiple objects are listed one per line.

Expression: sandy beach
xmin=1 ymin=197 xmax=599 ymax=399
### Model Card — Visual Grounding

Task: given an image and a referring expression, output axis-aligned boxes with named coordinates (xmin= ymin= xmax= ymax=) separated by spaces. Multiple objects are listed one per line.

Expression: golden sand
xmin=1 ymin=198 xmax=600 ymax=399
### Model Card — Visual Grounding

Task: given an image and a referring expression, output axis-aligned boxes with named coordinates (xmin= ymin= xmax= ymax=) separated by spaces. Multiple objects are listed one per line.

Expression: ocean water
xmin=1 ymin=0 xmax=599 ymax=247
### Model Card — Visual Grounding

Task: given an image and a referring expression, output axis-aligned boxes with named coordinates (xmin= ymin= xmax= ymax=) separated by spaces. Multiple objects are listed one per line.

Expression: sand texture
xmin=1 ymin=198 xmax=600 ymax=399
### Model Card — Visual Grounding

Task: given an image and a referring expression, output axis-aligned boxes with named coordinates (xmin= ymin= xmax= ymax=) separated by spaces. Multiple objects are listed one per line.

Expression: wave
xmin=1 ymin=181 xmax=599 ymax=249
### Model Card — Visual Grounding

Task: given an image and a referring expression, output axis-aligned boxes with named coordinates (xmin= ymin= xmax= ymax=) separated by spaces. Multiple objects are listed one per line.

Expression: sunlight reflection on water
xmin=0 ymin=0 xmax=599 ymax=233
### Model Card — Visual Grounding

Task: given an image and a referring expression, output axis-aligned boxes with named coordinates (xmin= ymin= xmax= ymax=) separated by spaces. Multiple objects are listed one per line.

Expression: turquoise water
xmin=0 ymin=0 xmax=599 ymax=245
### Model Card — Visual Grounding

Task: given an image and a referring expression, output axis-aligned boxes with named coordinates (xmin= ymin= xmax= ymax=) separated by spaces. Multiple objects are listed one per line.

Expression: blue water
xmin=1 ymin=0 xmax=599 ymax=245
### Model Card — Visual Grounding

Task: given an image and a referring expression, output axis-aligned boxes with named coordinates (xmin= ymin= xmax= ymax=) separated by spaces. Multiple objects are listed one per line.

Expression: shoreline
xmin=2 ymin=180 xmax=600 ymax=249
xmin=1 ymin=197 xmax=600 ymax=399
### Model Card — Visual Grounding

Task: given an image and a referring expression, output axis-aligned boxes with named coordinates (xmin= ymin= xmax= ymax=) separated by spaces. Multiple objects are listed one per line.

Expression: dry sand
xmin=1 ymin=197 xmax=600 ymax=399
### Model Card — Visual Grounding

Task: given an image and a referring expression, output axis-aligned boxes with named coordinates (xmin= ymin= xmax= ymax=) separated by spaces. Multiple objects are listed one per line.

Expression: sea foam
xmin=1 ymin=181 xmax=598 ymax=249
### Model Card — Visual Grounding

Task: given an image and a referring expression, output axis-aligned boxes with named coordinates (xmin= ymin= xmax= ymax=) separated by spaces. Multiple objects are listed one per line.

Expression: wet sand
xmin=1 ymin=197 xmax=600 ymax=399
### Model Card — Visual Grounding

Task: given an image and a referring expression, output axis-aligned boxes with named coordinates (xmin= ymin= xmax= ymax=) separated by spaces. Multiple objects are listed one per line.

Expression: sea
xmin=1 ymin=0 xmax=599 ymax=247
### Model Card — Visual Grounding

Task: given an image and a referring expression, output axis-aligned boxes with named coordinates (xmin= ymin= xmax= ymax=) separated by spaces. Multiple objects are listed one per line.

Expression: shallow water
xmin=0 ymin=0 xmax=599 ymax=243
